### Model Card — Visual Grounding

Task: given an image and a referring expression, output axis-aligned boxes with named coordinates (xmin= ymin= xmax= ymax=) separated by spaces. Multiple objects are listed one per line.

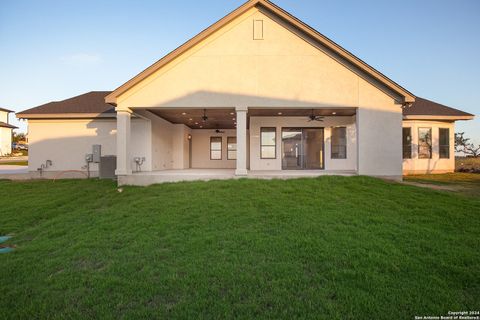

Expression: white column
xmin=115 ymin=109 xmax=132 ymax=175
xmin=235 ymin=106 xmax=248 ymax=176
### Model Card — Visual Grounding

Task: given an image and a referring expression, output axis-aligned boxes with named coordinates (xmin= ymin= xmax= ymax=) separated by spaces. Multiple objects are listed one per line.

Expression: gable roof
xmin=403 ymin=97 xmax=474 ymax=120
xmin=17 ymin=91 xmax=115 ymax=119
xmin=105 ymin=0 xmax=415 ymax=105
xmin=0 ymin=121 xmax=17 ymax=129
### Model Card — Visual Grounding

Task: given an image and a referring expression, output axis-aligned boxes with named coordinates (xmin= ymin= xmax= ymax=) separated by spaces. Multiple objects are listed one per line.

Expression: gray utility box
xmin=99 ymin=156 xmax=117 ymax=179
xmin=92 ymin=145 xmax=102 ymax=163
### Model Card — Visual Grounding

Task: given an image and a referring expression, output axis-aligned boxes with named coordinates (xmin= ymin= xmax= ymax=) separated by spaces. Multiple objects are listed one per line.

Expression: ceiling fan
xmin=308 ymin=109 xmax=324 ymax=122
xmin=202 ymin=109 xmax=208 ymax=122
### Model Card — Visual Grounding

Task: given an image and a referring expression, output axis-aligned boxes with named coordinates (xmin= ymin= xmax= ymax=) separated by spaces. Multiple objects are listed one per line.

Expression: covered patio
xmin=114 ymin=105 xmax=359 ymax=186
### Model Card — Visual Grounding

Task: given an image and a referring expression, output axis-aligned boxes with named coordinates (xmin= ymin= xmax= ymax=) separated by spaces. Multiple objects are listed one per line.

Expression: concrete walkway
xmin=0 ymin=165 xmax=28 ymax=175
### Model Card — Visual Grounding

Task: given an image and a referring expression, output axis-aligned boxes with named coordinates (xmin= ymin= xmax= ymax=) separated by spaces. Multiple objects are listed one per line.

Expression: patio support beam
xmin=235 ymin=106 xmax=248 ymax=176
xmin=115 ymin=108 xmax=132 ymax=176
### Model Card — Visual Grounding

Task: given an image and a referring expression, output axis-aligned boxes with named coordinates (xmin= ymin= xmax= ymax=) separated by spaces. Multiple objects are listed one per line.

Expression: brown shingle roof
xmin=16 ymin=90 xmax=474 ymax=121
xmin=0 ymin=107 xmax=14 ymax=113
xmin=17 ymin=91 xmax=114 ymax=118
xmin=0 ymin=121 xmax=17 ymax=129
xmin=404 ymin=97 xmax=474 ymax=118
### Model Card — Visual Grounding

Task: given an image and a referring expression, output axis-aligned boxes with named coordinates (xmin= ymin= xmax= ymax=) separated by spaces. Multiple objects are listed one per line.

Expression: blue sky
xmin=1 ymin=0 xmax=479 ymax=143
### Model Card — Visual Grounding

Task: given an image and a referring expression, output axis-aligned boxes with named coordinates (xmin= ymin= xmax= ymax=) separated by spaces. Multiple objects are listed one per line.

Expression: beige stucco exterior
xmin=0 ymin=127 xmax=13 ymax=156
xmin=0 ymin=110 xmax=14 ymax=156
xmin=19 ymin=1 xmax=470 ymax=184
xmin=402 ymin=120 xmax=456 ymax=175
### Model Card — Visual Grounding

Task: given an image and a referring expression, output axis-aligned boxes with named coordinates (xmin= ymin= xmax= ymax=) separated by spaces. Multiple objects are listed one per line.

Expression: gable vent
xmin=253 ymin=19 xmax=264 ymax=40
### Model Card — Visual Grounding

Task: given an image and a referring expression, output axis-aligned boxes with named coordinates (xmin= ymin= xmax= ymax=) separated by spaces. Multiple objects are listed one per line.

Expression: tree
xmin=12 ymin=132 xmax=26 ymax=143
xmin=455 ymin=132 xmax=480 ymax=157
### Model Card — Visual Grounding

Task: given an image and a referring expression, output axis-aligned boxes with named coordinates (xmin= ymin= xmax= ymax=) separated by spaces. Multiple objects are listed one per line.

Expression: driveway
xmin=0 ymin=165 xmax=28 ymax=175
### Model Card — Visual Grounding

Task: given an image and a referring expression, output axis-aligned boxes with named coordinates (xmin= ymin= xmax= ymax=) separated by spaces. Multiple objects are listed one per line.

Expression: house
xmin=16 ymin=0 xmax=474 ymax=185
xmin=0 ymin=108 xmax=17 ymax=156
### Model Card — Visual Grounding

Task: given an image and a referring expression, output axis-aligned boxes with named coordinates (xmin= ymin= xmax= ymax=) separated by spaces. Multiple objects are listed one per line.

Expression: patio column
xmin=235 ymin=106 xmax=248 ymax=176
xmin=115 ymin=109 xmax=132 ymax=176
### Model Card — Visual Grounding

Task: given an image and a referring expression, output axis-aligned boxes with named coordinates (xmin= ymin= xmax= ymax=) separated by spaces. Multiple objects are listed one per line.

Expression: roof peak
xmin=105 ymin=0 xmax=414 ymax=104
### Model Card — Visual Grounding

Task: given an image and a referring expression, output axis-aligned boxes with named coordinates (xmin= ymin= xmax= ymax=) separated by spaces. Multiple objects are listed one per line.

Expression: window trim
xmin=402 ymin=127 xmax=412 ymax=159
xmin=331 ymin=126 xmax=347 ymax=159
xmin=227 ymin=136 xmax=237 ymax=160
xmin=418 ymin=127 xmax=432 ymax=159
xmin=260 ymin=127 xmax=277 ymax=159
xmin=210 ymin=136 xmax=222 ymax=160
xmin=439 ymin=128 xmax=450 ymax=159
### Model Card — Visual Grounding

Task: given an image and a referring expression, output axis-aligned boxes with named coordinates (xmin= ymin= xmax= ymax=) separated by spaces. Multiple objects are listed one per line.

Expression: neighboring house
xmin=16 ymin=0 xmax=474 ymax=185
xmin=0 ymin=107 xmax=17 ymax=156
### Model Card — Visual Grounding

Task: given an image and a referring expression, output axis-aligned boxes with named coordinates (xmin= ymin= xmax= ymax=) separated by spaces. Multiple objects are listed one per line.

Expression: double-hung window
xmin=418 ymin=128 xmax=432 ymax=159
xmin=331 ymin=127 xmax=347 ymax=159
xmin=402 ymin=128 xmax=412 ymax=159
xmin=210 ymin=137 xmax=222 ymax=160
xmin=227 ymin=137 xmax=237 ymax=160
xmin=439 ymin=128 xmax=450 ymax=159
xmin=260 ymin=128 xmax=276 ymax=159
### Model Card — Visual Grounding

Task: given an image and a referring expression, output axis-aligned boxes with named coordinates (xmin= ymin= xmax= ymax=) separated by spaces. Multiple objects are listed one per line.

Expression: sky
xmin=0 ymin=0 xmax=479 ymax=143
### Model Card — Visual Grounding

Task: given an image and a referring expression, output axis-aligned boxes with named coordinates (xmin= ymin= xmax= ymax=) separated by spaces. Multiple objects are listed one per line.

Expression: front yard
xmin=0 ymin=176 xmax=479 ymax=319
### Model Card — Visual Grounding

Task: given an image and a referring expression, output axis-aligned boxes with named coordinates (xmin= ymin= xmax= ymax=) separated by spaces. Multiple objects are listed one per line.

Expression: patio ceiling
xmin=147 ymin=108 xmax=356 ymax=129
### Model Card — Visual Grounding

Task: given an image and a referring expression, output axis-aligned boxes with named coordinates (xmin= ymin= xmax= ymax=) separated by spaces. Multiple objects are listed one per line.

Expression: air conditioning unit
xmin=99 ymin=156 xmax=116 ymax=179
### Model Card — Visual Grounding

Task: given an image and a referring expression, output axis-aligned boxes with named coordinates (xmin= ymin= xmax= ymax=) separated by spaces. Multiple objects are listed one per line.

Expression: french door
xmin=282 ymin=128 xmax=324 ymax=170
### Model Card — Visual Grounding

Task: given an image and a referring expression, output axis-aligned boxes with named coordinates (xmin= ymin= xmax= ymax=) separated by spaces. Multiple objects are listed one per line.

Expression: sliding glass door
xmin=282 ymin=128 xmax=324 ymax=170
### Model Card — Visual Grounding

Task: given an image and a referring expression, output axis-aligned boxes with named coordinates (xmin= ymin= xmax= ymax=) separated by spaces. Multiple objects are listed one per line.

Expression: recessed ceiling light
xmin=278 ymin=112 xmax=283 ymax=115
xmin=182 ymin=112 xmax=187 ymax=115
xmin=332 ymin=112 xmax=337 ymax=115
xmin=230 ymin=112 xmax=235 ymax=115
xmin=195 ymin=122 xmax=199 ymax=125
xmin=232 ymin=118 xmax=236 ymax=121
xmin=189 ymin=118 xmax=193 ymax=121
xmin=234 ymin=122 xmax=237 ymax=125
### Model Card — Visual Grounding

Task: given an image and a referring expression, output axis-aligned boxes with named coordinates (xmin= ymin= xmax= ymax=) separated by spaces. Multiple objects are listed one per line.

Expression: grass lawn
xmin=1 ymin=177 xmax=479 ymax=319
xmin=405 ymin=173 xmax=480 ymax=197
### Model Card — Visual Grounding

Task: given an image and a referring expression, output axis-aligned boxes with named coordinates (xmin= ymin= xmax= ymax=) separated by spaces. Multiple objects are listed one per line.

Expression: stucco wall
xmin=27 ymin=118 xmax=150 ymax=174
xmin=0 ymin=111 xmax=8 ymax=123
xmin=249 ymin=116 xmax=357 ymax=171
xmin=28 ymin=119 xmax=116 ymax=173
xmin=138 ymin=111 xmax=191 ymax=171
xmin=191 ymin=129 xmax=239 ymax=169
xmin=0 ymin=127 xmax=12 ymax=156
xmin=402 ymin=120 xmax=455 ymax=174
xmin=356 ymin=78 xmax=402 ymax=177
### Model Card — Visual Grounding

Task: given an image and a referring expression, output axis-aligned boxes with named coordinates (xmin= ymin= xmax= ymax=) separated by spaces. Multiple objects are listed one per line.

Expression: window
xmin=418 ymin=128 xmax=432 ymax=159
xmin=331 ymin=127 xmax=347 ymax=159
xmin=261 ymin=127 xmax=276 ymax=159
xmin=227 ymin=137 xmax=237 ymax=160
xmin=210 ymin=137 xmax=222 ymax=160
xmin=439 ymin=128 xmax=450 ymax=159
xmin=402 ymin=127 xmax=412 ymax=159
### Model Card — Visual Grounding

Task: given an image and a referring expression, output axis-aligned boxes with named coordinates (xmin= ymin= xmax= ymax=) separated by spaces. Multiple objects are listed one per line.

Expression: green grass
xmin=405 ymin=173 xmax=480 ymax=197
xmin=1 ymin=177 xmax=479 ymax=319
xmin=0 ymin=161 xmax=28 ymax=166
